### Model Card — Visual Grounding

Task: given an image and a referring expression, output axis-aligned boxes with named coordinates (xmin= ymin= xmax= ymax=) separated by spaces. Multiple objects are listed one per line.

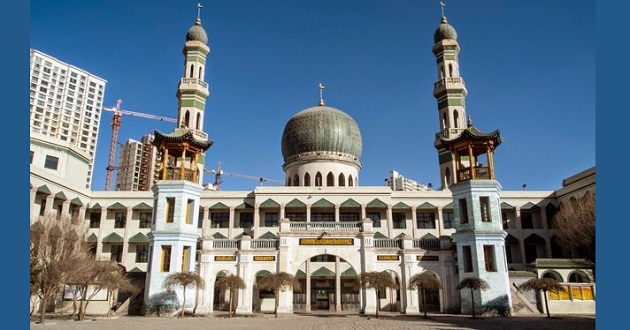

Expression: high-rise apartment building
xmin=29 ymin=49 xmax=107 ymax=189
xmin=386 ymin=170 xmax=433 ymax=191
xmin=115 ymin=134 xmax=160 ymax=191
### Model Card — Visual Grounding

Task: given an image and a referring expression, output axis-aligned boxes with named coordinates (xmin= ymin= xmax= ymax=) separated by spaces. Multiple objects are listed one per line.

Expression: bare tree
xmin=256 ymin=272 xmax=299 ymax=318
xmin=552 ymin=193 xmax=595 ymax=267
xmin=519 ymin=277 xmax=564 ymax=318
xmin=163 ymin=271 xmax=206 ymax=318
xmin=215 ymin=274 xmax=246 ymax=318
xmin=358 ymin=271 xmax=398 ymax=319
xmin=456 ymin=277 xmax=489 ymax=318
xmin=409 ymin=272 xmax=442 ymax=319
xmin=30 ymin=214 xmax=92 ymax=324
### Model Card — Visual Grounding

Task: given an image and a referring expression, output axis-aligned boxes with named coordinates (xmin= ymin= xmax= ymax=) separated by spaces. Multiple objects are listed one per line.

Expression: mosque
xmin=29 ymin=5 xmax=595 ymax=317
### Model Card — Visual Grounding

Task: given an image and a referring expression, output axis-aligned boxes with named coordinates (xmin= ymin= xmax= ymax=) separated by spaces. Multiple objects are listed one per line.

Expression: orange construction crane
xmin=102 ymin=99 xmax=178 ymax=191
xmin=203 ymin=162 xmax=283 ymax=191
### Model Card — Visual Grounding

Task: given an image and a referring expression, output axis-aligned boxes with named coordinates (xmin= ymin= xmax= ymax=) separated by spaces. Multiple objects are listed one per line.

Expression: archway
xmin=294 ymin=254 xmax=360 ymax=312
xmin=213 ymin=270 xmax=229 ymax=311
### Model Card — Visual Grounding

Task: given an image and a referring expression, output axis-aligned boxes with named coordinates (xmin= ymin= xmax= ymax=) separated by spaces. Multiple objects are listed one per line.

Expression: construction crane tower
xmin=203 ymin=162 xmax=283 ymax=191
xmin=102 ymin=99 xmax=177 ymax=191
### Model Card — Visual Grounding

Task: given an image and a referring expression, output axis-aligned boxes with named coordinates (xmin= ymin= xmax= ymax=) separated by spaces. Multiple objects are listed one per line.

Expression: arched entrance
xmin=294 ymin=254 xmax=360 ymax=312
xmin=253 ymin=270 xmax=274 ymax=313
xmin=213 ymin=270 xmax=228 ymax=311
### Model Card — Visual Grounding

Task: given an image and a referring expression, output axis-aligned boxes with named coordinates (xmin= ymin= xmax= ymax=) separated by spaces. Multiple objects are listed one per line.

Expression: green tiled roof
xmin=258 ymin=231 xmax=278 ymax=239
xmin=520 ymin=202 xmax=537 ymax=210
xmin=133 ymin=202 xmax=152 ymax=210
xmin=128 ymin=267 xmax=145 ymax=273
xmin=501 ymin=202 xmax=514 ymax=209
xmin=102 ymin=232 xmax=124 ymax=243
xmin=54 ymin=191 xmax=67 ymax=200
xmin=442 ymin=202 xmax=454 ymax=209
xmin=37 ymin=185 xmax=51 ymax=194
xmin=286 ymin=198 xmax=306 ymax=208
xmin=128 ymin=232 xmax=149 ymax=243
xmin=296 ymin=269 xmax=306 ymax=277
xmin=259 ymin=198 xmax=280 ymax=208
xmin=341 ymin=268 xmax=358 ymax=277
xmin=374 ymin=232 xmax=387 ymax=238
xmin=416 ymin=202 xmax=436 ymax=210
xmin=212 ymin=232 xmax=227 ymax=239
xmin=311 ymin=198 xmax=334 ymax=208
xmin=87 ymin=233 xmax=98 ymax=242
xmin=90 ymin=203 xmax=102 ymax=210
xmin=531 ymin=258 xmax=593 ymax=269
xmin=70 ymin=197 xmax=84 ymax=206
xmin=209 ymin=202 xmax=229 ymax=209
xmin=392 ymin=202 xmax=410 ymax=210
xmin=235 ymin=202 xmax=253 ymax=210
xmin=420 ymin=233 xmax=438 ymax=240
xmin=312 ymin=266 xmax=335 ymax=277
xmin=107 ymin=202 xmax=126 ymax=210
xmin=366 ymin=198 xmax=387 ymax=208
xmin=340 ymin=198 xmax=361 ymax=208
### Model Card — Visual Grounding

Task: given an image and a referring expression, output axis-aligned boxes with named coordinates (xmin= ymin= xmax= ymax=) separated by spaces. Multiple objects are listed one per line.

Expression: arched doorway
xmin=253 ymin=270 xmax=274 ymax=313
xmin=294 ymin=254 xmax=360 ymax=312
xmin=213 ymin=270 xmax=228 ymax=311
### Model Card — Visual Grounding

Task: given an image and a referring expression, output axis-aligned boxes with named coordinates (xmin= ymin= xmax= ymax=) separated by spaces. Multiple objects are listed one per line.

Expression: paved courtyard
xmin=30 ymin=312 xmax=595 ymax=330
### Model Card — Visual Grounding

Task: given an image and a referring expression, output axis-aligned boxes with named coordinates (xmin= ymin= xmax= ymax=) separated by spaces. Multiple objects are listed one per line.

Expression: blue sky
xmin=30 ymin=0 xmax=595 ymax=192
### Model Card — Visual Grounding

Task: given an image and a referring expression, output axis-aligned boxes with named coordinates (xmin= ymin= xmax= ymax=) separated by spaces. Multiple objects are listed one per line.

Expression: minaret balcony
xmin=433 ymin=77 xmax=467 ymax=96
xmin=435 ymin=128 xmax=465 ymax=140
xmin=178 ymin=78 xmax=209 ymax=94
xmin=164 ymin=167 xmax=196 ymax=182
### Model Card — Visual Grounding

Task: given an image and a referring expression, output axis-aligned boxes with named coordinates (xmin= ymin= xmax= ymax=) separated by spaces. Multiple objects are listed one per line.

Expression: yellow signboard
xmin=377 ymin=255 xmax=399 ymax=261
xmin=417 ymin=255 xmax=439 ymax=261
xmin=299 ymin=238 xmax=354 ymax=245
xmin=253 ymin=256 xmax=276 ymax=261
xmin=214 ymin=255 xmax=236 ymax=261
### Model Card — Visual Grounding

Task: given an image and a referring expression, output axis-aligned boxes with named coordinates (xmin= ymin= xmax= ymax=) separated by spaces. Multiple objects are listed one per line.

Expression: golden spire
xmin=196 ymin=3 xmax=203 ymax=25
xmin=440 ymin=1 xmax=448 ymax=23
xmin=318 ymin=83 xmax=325 ymax=106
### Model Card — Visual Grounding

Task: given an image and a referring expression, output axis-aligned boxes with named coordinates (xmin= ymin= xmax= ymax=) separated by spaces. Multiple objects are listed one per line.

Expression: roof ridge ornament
xmin=196 ymin=3 xmax=203 ymax=25
xmin=467 ymin=116 xmax=473 ymax=128
xmin=318 ymin=82 xmax=325 ymax=106
xmin=440 ymin=1 xmax=448 ymax=23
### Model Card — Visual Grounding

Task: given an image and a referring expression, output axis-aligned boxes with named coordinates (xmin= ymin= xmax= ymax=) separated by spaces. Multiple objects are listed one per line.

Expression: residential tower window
xmin=480 ymin=196 xmax=491 ymax=222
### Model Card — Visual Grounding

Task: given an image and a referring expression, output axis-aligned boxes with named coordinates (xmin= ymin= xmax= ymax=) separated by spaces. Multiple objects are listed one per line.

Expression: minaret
xmin=177 ymin=2 xmax=211 ymax=184
xmin=439 ymin=116 xmax=512 ymax=316
xmin=144 ymin=3 xmax=213 ymax=315
xmin=432 ymin=2 xmax=468 ymax=190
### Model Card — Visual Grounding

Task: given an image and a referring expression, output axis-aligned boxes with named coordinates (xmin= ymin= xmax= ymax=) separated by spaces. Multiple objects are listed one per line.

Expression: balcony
xmin=433 ymin=77 xmax=467 ymax=96
xmin=457 ymin=166 xmax=490 ymax=182
xmin=288 ymin=221 xmax=362 ymax=233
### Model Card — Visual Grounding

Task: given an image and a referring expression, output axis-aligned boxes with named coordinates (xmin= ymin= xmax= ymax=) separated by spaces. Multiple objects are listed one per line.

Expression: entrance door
xmin=314 ymin=289 xmax=329 ymax=310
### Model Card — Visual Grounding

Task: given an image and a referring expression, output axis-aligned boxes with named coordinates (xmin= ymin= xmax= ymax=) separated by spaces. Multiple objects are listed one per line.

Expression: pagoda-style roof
xmin=439 ymin=125 xmax=503 ymax=148
xmin=152 ymin=128 xmax=213 ymax=151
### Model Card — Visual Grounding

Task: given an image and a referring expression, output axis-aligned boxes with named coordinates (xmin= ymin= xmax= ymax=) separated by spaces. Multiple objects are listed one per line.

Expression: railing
xmin=289 ymin=221 xmax=361 ymax=232
xmin=180 ymin=78 xmax=208 ymax=89
xmin=413 ymin=239 xmax=441 ymax=250
xmin=457 ymin=166 xmax=490 ymax=182
xmin=165 ymin=167 xmax=195 ymax=181
xmin=433 ymin=77 xmax=465 ymax=89
xmin=211 ymin=239 xmax=239 ymax=249
xmin=374 ymin=239 xmax=401 ymax=249
xmin=251 ymin=239 xmax=278 ymax=249
xmin=435 ymin=128 xmax=465 ymax=140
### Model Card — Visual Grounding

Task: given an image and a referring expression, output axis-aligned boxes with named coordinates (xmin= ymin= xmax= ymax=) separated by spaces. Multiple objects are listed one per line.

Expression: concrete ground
xmin=30 ymin=312 xmax=595 ymax=330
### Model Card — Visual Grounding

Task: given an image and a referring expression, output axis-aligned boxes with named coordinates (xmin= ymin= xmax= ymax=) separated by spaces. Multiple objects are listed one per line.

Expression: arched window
xmin=287 ymin=177 xmax=292 ymax=186
xmin=439 ymin=65 xmax=444 ymax=79
xmin=442 ymin=112 xmax=447 ymax=130
xmin=304 ymin=173 xmax=311 ymax=186
xmin=338 ymin=173 xmax=345 ymax=187
xmin=184 ymin=111 xmax=190 ymax=128
xmin=293 ymin=174 xmax=300 ymax=186
xmin=315 ymin=172 xmax=323 ymax=187
xmin=453 ymin=110 xmax=459 ymax=128
xmin=198 ymin=66 xmax=203 ymax=79
xmin=327 ymin=172 xmax=335 ymax=187
xmin=568 ymin=271 xmax=590 ymax=283
xmin=348 ymin=175 xmax=354 ymax=187
xmin=449 ymin=64 xmax=453 ymax=78
xmin=189 ymin=64 xmax=194 ymax=78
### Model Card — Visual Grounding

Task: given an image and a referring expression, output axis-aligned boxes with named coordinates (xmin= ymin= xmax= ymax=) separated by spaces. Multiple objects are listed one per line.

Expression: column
xmin=411 ymin=208 xmax=418 ymax=238
xmin=97 ymin=211 xmax=107 ymax=260
xmin=30 ymin=188 xmax=37 ymax=223
xmin=61 ymin=201 xmax=70 ymax=218
xmin=306 ymin=205 xmax=311 ymax=222
xmin=228 ymin=207 xmax=235 ymax=238
xmin=305 ymin=259 xmax=311 ymax=312
xmin=335 ymin=256 xmax=341 ymax=311
xmin=436 ymin=207 xmax=444 ymax=237
xmin=121 ymin=207 xmax=133 ymax=263
xmin=386 ymin=205 xmax=393 ymax=237
xmin=236 ymin=257 xmax=253 ymax=314
xmin=45 ymin=195 xmax=55 ymax=216
xmin=335 ymin=204 xmax=340 ymax=222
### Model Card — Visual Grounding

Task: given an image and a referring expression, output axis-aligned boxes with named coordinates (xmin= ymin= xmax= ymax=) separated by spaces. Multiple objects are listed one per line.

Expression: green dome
xmin=186 ymin=18 xmax=208 ymax=45
xmin=281 ymin=105 xmax=363 ymax=162
xmin=433 ymin=17 xmax=458 ymax=44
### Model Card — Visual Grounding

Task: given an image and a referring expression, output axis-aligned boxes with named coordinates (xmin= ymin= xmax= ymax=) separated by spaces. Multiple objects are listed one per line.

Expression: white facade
xmin=30 ymin=49 xmax=108 ymax=189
